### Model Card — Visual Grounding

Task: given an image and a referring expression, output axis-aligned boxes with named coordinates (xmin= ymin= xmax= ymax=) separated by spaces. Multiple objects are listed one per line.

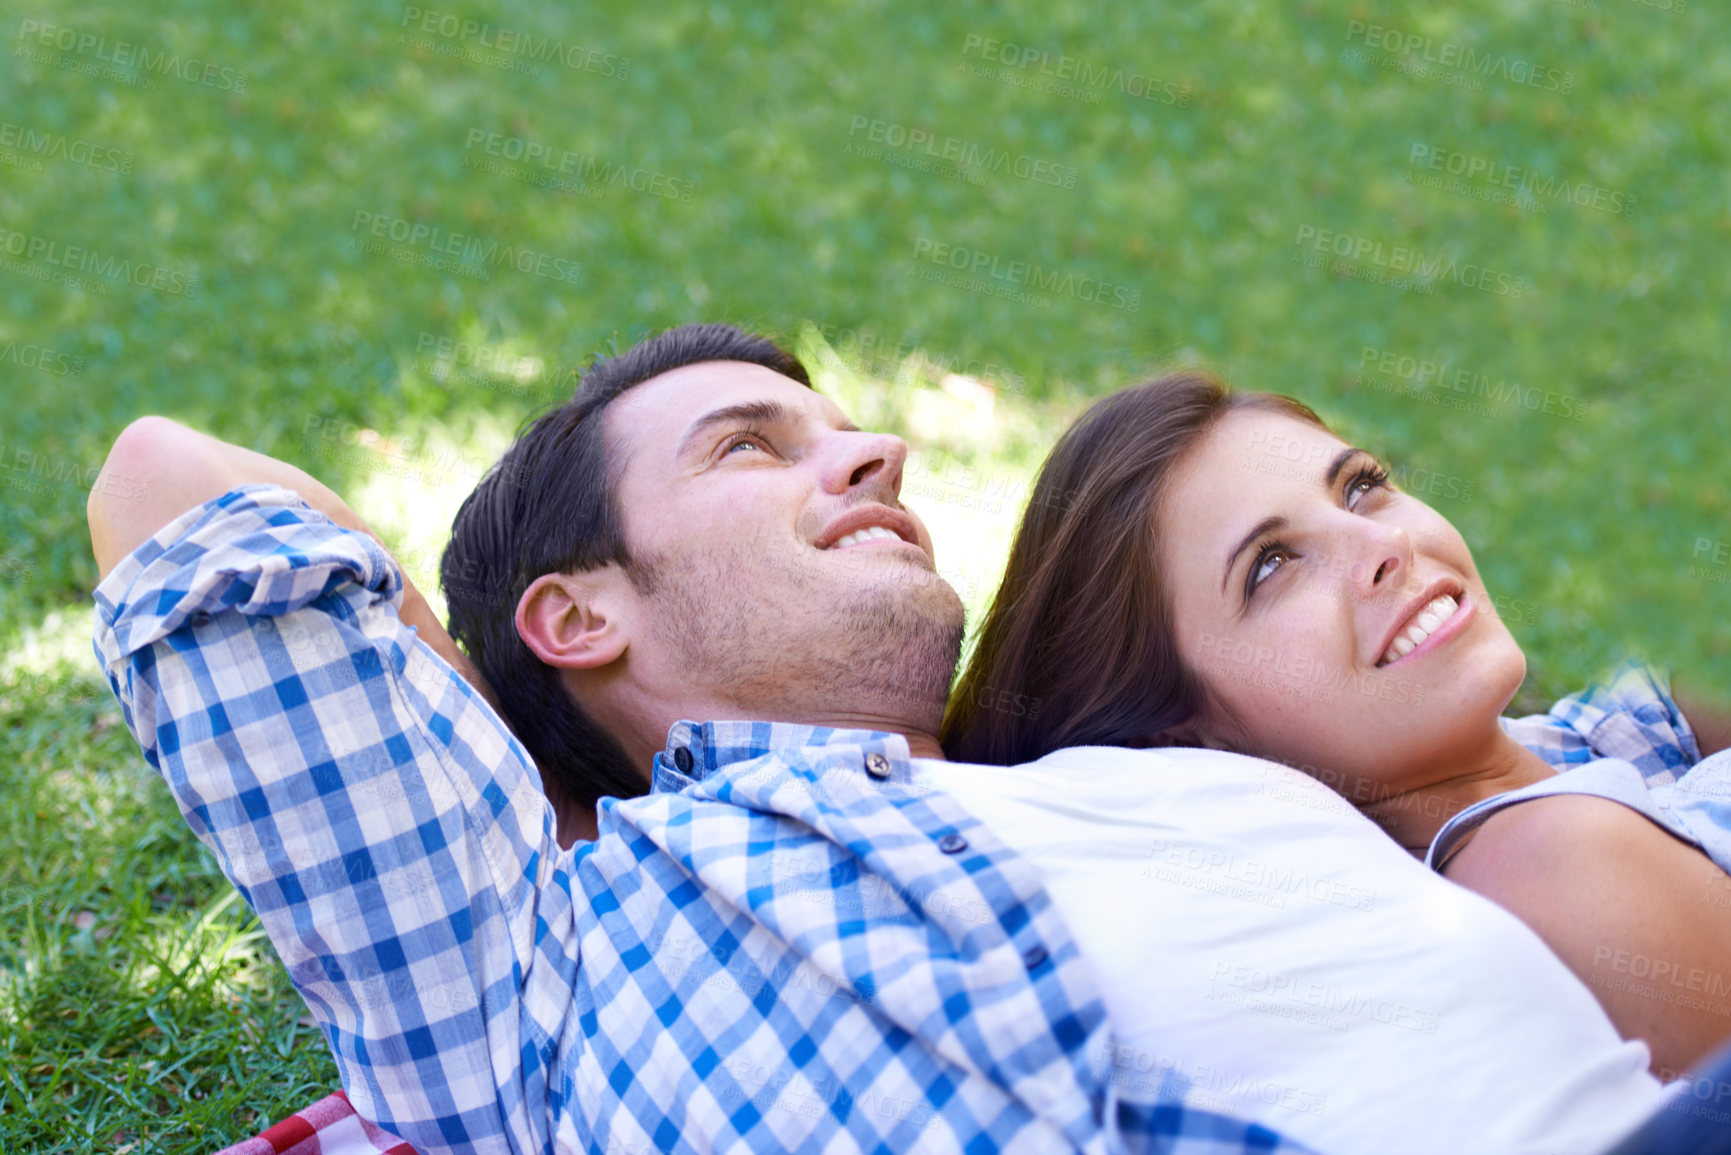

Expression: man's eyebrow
xmin=1218 ymin=447 xmax=1370 ymax=594
xmin=674 ymin=399 xmax=800 ymax=462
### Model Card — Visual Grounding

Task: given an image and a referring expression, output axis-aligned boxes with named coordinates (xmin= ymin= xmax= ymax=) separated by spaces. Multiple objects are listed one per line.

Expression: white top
xmin=911 ymin=746 xmax=1667 ymax=1155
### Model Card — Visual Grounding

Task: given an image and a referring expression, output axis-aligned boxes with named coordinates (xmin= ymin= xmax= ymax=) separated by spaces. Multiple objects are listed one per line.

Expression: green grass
xmin=3 ymin=0 xmax=1728 ymax=1148
xmin=0 ymin=668 xmax=337 ymax=1150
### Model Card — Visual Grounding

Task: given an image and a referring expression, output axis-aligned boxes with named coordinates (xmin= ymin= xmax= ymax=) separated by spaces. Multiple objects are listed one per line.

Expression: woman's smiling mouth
xmin=1377 ymin=589 xmax=1472 ymax=669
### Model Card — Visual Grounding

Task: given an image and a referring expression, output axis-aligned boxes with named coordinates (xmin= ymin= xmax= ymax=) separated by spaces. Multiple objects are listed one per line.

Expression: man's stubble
xmin=634 ymin=535 xmax=965 ymax=735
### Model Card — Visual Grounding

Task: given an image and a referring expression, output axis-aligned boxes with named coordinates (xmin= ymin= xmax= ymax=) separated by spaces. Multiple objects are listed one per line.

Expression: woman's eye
xmin=1249 ymin=548 xmax=1291 ymax=594
xmin=1345 ymin=467 xmax=1390 ymax=508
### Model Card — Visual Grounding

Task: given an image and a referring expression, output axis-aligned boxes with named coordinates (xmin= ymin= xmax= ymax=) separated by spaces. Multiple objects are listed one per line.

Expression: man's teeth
xmin=833 ymin=526 xmax=902 ymax=548
xmin=1380 ymin=594 xmax=1459 ymax=666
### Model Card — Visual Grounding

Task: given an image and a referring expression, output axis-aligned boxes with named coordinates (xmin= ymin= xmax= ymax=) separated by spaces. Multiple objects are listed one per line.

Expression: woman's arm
xmin=89 ymin=416 xmax=496 ymax=710
xmin=1443 ymin=793 xmax=1731 ymax=1076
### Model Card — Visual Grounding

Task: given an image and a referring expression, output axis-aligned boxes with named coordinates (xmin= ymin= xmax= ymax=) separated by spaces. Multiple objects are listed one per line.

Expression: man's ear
xmin=514 ymin=569 xmax=630 ymax=671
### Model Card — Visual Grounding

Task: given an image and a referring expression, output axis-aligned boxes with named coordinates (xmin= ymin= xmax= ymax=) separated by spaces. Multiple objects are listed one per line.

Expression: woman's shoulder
xmin=1443 ymin=789 xmax=1695 ymax=895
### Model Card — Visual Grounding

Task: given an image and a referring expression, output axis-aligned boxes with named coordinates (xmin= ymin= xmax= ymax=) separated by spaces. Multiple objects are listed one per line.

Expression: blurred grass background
xmin=1 ymin=0 xmax=1726 ymax=1148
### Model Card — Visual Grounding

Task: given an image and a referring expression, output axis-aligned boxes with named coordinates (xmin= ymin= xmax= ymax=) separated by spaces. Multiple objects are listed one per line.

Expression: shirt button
xmin=938 ymin=833 xmax=968 ymax=854
xmin=188 ymin=611 xmax=212 ymax=628
xmin=864 ymin=753 xmax=892 ymax=779
xmin=673 ymin=746 xmax=694 ymax=774
xmin=1022 ymin=944 xmax=1049 ymax=970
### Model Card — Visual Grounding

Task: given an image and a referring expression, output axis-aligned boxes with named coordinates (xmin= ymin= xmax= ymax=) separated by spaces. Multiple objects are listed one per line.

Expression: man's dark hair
xmin=441 ymin=323 xmax=812 ymax=813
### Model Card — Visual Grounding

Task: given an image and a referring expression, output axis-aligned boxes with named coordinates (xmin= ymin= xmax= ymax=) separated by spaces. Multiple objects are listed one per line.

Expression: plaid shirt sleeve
xmin=1502 ymin=659 xmax=1702 ymax=783
xmin=93 ymin=484 xmax=565 ymax=1152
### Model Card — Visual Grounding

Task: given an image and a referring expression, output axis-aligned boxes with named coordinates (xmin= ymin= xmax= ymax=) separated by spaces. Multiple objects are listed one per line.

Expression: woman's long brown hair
xmin=942 ymin=372 xmax=1331 ymax=765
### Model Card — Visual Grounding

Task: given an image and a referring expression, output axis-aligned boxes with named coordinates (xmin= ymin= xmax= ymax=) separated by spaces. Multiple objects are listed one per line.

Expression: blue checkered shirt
xmin=92 ymin=485 xmax=1311 ymax=1155
xmin=1502 ymin=660 xmax=1702 ymax=777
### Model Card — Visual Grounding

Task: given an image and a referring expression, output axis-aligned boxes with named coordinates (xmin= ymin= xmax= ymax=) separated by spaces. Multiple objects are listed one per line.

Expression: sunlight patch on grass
xmin=337 ymin=411 xmax=520 ymax=620
xmin=2 ymin=608 xmax=99 ymax=683
xmin=126 ymin=889 xmax=273 ymax=1003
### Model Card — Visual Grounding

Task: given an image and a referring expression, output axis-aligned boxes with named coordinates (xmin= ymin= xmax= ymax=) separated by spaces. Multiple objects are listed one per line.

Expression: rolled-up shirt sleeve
xmin=92 ymin=483 xmax=571 ymax=1152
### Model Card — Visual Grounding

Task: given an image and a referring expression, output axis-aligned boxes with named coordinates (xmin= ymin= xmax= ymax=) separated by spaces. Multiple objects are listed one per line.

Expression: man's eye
xmin=723 ymin=433 xmax=769 ymax=455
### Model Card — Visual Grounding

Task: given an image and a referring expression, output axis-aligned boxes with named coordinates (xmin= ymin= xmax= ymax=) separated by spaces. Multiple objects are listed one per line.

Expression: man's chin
xmin=872 ymin=567 xmax=966 ymax=627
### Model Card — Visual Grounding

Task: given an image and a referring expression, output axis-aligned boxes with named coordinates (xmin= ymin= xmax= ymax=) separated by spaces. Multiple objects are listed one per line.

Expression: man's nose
xmin=821 ymin=430 xmax=908 ymax=496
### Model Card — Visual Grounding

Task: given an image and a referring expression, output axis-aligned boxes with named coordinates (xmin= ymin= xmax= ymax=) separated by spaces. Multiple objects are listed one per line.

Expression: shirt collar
xmin=652 ymin=719 xmax=915 ymax=794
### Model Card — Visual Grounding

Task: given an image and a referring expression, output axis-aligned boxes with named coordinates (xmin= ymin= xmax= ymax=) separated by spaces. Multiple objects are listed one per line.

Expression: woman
xmin=943 ymin=371 xmax=1731 ymax=1075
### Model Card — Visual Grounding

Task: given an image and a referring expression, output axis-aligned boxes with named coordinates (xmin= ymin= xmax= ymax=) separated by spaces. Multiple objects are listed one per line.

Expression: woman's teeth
xmin=1380 ymin=593 xmax=1459 ymax=666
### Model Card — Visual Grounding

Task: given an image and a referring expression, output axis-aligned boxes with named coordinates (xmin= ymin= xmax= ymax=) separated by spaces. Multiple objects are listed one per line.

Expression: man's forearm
xmin=88 ymin=417 xmax=494 ymax=706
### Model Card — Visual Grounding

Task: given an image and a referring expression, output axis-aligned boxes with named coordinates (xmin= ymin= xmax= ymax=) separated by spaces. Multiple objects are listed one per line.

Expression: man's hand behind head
xmin=85 ymin=416 xmax=541 ymax=824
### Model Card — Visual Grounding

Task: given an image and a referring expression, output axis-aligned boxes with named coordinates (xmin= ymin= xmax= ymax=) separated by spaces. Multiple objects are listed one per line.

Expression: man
xmin=86 ymin=324 xmax=1718 ymax=1153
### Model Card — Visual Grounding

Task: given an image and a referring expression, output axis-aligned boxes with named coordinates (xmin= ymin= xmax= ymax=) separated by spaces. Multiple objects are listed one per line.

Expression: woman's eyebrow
xmin=1325 ymin=446 xmax=1367 ymax=485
